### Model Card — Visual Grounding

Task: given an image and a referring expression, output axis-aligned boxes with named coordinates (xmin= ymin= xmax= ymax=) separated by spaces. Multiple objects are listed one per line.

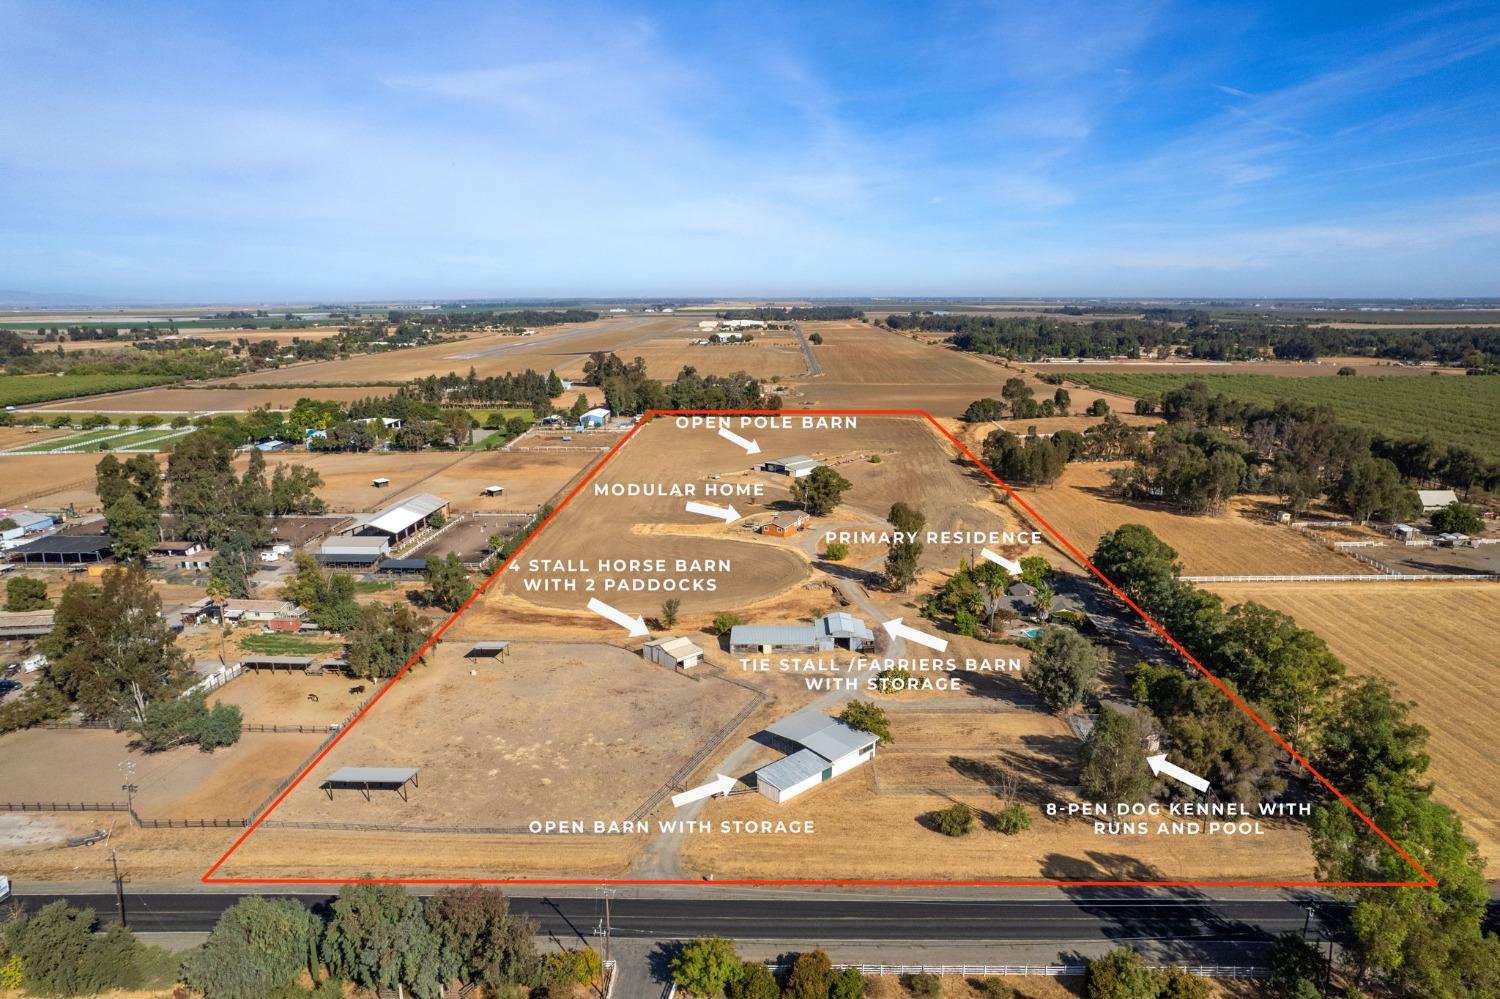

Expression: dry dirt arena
xmin=1015 ymin=462 xmax=1378 ymax=577
xmin=785 ymin=322 xmax=1139 ymax=421
xmin=0 ymin=452 xmax=123 ymax=508
xmin=0 ymin=727 xmax=323 ymax=821
xmin=260 ymin=641 xmax=758 ymax=829
xmin=1208 ymin=580 xmax=1500 ymax=873
xmin=490 ymin=414 xmax=1036 ymax=620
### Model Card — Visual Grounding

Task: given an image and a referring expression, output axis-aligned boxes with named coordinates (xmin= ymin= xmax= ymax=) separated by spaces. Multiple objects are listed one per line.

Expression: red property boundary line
xmin=203 ymin=408 xmax=1436 ymax=889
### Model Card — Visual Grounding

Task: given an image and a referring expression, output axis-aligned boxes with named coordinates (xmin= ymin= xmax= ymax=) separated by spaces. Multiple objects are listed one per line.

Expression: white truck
xmin=0 ymin=875 xmax=11 ymax=902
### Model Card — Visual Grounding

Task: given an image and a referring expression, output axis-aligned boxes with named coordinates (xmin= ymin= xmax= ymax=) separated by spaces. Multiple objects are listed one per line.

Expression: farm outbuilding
xmin=642 ymin=636 xmax=704 ymax=669
xmin=1419 ymin=489 xmax=1460 ymax=512
xmin=759 ymin=511 xmax=810 ymax=537
xmin=376 ymin=558 xmax=427 ymax=575
xmin=464 ymin=641 xmax=510 ymax=659
xmin=754 ymin=709 xmax=879 ymax=804
xmin=8 ymin=534 xmax=113 ymax=565
xmin=317 ymin=534 xmax=390 ymax=566
xmin=0 ymin=609 xmax=54 ymax=640
xmin=321 ymin=766 xmax=419 ymax=801
xmin=348 ymin=492 xmax=449 ymax=545
xmin=481 ymin=485 xmax=505 ymax=497
xmin=760 ymin=455 xmax=820 ymax=478
xmin=728 ymin=612 xmax=874 ymax=654
xmin=240 ymin=655 xmax=317 ymax=673
xmin=225 ymin=599 xmax=304 ymax=624
xmin=578 ymin=407 xmax=611 ymax=429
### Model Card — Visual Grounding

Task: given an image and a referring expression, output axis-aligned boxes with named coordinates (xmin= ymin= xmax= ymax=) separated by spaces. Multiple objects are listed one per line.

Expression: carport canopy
xmin=322 ymin=766 xmax=419 ymax=801
xmin=465 ymin=641 xmax=510 ymax=658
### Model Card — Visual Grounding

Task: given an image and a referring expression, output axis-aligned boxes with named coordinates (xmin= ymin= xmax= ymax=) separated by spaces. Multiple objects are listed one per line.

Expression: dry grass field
xmin=1017 ymin=462 xmax=1376 ymax=577
xmin=0 ymin=727 xmax=322 ymax=820
xmin=1207 ymin=581 xmax=1500 ymax=870
xmin=0 ymin=452 xmax=131 ymax=508
xmin=0 ymin=426 xmax=71 ymax=450
xmin=225 ymin=315 xmax=715 ymax=387
xmin=498 ymin=414 xmax=1032 ymax=615
xmin=789 ymin=322 xmax=1139 ymax=420
xmin=211 ymin=671 xmax=371 ymax=727
xmin=628 ymin=330 xmax=810 ymax=380
xmin=267 ymin=642 xmax=758 ymax=829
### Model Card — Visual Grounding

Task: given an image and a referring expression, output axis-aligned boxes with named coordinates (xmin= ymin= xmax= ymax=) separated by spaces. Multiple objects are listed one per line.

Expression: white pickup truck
xmin=0 ymin=875 xmax=11 ymax=902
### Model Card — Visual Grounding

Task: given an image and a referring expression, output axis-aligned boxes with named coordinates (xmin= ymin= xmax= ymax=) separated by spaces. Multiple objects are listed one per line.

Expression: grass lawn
xmin=351 ymin=580 xmax=394 ymax=593
xmin=1065 ymin=372 xmax=1500 ymax=459
xmin=239 ymin=633 xmax=341 ymax=656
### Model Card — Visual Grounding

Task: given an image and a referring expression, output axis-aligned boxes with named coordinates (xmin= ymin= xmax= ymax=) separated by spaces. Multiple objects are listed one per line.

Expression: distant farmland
xmin=0 ymin=373 xmax=178 ymax=408
xmin=1065 ymin=372 xmax=1500 ymax=459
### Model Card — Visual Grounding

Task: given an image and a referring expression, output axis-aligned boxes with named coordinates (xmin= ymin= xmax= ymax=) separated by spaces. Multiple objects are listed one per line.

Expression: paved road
xmin=13 ymin=891 xmax=1325 ymax=945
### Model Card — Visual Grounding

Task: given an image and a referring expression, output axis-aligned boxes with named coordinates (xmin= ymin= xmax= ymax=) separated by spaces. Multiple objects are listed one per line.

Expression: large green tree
xmin=1025 ymin=626 xmax=1103 ymax=713
xmin=790 ymin=465 xmax=852 ymax=516
xmin=180 ymin=895 xmax=319 ymax=999
xmin=347 ymin=602 xmax=433 ymax=680
xmin=424 ymin=552 xmax=474 ymax=612
xmin=1079 ymin=706 xmax=1153 ymax=803
xmin=322 ymin=882 xmax=443 ymax=999
xmin=670 ymin=937 xmax=744 ymax=997
xmin=425 ymin=886 xmax=540 ymax=991
xmin=40 ymin=567 xmax=190 ymax=729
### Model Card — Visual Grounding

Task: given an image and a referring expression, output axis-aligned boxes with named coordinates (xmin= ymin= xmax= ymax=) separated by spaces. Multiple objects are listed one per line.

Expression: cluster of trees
xmin=894 ymin=309 xmax=1500 ymax=369
xmin=0 ymin=884 xmax=571 ymax=999
xmin=718 ymin=306 xmax=864 ymax=321
xmin=4 ymin=575 xmax=48 ymax=611
xmin=282 ymin=554 xmax=362 ymax=632
xmin=923 ymin=555 xmax=1052 ymax=639
xmin=1080 ymin=948 xmax=1212 ymax=999
xmin=386 ymin=307 xmax=598 ymax=332
xmin=1091 ymin=523 xmax=1500 ymax=994
xmin=162 ymin=435 xmax=313 ymax=598
xmin=402 ymin=367 xmax=564 ymax=411
xmin=791 ymin=466 xmax=853 ymax=517
xmin=978 ymin=414 xmax=1147 ymax=487
xmin=1124 ymin=382 xmax=1448 ymax=520
xmin=962 ymin=379 xmax=1097 ymax=422
xmin=346 ymin=602 xmax=433 ymax=681
xmin=0 ymin=567 xmax=240 ymax=750
xmin=671 ymin=939 xmax=865 ymax=999
xmin=423 ymin=552 xmax=475 ymax=612
xmin=578 ymin=352 xmax=781 ymax=416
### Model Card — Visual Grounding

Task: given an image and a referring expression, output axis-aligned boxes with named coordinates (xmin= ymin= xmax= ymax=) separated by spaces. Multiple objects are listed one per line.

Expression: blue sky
xmin=2 ymin=1 xmax=1499 ymax=301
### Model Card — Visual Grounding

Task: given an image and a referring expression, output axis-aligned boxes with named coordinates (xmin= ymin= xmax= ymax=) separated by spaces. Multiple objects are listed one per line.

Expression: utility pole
xmin=594 ymin=886 xmax=617 ymax=999
xmin=109 ymin=849 xmax=127 ymax=928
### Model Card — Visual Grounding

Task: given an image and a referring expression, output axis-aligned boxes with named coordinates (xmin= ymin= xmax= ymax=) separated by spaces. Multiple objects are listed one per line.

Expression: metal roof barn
xmin=362 ymin=492 xmax=448 ymax=538
xmin=321 ymin=766 xmax=420 ymax=801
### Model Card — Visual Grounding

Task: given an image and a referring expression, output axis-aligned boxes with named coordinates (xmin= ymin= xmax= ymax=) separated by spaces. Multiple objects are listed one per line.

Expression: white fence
xmin=183 ymin=663 xmax=243 ymax=697
xmin=762 ymin=962 xmax=1266 ymax=979
xmin=1183 ymin=573 xmax=1500 ymax=583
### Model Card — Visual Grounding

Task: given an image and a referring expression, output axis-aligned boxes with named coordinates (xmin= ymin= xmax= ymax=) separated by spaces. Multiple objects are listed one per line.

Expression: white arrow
xmin=1147 ymin=754 xmax=1211 ymax=793
xmin=880 ymin=617 xmax=949 ymax=653
xmin=979 ymin=547 xmax=1022 ymax=575
xmin=587 ymin=597 xmax=648 ymax=638
xmin=685 ymin=500 xmax=741 ymax=524
xmin=717 ymin=426 xmax=762 ymax=455
xmin=670 ymin=774 xmax=738 ymax=808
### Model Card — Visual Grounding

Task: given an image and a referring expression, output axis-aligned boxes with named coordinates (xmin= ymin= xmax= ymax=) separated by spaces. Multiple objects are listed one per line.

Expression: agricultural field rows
xmin=1064 ymin=372 xmax=1500 ymax=459
xmin=0 ymin=372 xmax=179 ymax=407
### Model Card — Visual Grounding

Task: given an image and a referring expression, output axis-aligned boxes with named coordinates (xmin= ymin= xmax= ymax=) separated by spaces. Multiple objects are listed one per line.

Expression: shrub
xmin=867 ymin=454 xmax=881 ymax=463
xmin=831 ymin=967 xmax=866 ymax=999
xmin=979 ymin=977 xmax=1015 ymax=999
xmin=1158 ymin=966 xmax=1210 ymax=999
xmin=711 ymin=612 xmax=741 ymax=636
xmin=904 ymin=971 xmax=941 ymax=997
xmin=6 ymin=576 xmax=50 ymax=612
xmin=824 ymin=542 xmax=849 ymax=561
xmin=671 ymin=938 xmax=743 ymax=996
xmin=784 ymin=950 xmax=835 ymax=999
xmin=728 ymin=960 xmax=779 ymax=999
xmin=929 ymin=802 xmax=973 ymax=837
xmin=1085 ymin=948 xmax=1157 ymax=999
xmin=838 ymin=700 xmax=893 ymax=744
xmin=992 ymin=802 xmax=1030 ymax=835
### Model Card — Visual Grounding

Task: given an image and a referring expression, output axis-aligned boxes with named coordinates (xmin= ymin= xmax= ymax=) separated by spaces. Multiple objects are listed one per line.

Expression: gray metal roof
xmin=467 ymin=641 xmax=510 ymax=653
xmin=729 ymin=623 xmax=820 ymax=647
xmin=10 ymin=534 xmax=113 ymax=555
xmin=755 ymin=749 xmax=828 ymax=790
xmin=820 ymin=612 xmax=873 ymax=642
xmin=324 ymin=766 xmax=418 ymax=787
xmin=239 ymin=655 xmax=316 ymax=666
xmin=765 ymin=709 xmax=878 ymax=761
xmin=365 ymin=492 xmax=447 ymax=536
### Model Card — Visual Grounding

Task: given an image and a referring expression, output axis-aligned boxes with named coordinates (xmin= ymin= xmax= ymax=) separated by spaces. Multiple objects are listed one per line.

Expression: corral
xmin=1019 ymin=462 xmax=1377 ymax=578
xmin=1206 ymin=580 xmax=1500 ymax=870
xmin=209 ymin=670 xmax=373 ymax=728
xmin=0 ymin=727 xmax=324 ymax=820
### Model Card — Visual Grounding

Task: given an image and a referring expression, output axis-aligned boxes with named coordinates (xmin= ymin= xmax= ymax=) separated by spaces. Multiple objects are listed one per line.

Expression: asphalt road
xmin=13 ymin=891 xmax=1324 ymax=946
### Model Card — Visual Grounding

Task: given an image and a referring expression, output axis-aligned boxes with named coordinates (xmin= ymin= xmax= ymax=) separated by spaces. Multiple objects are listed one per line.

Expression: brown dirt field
xmin=629 ymin=331 xmax=810 ymax=380
xmin=245 ymin=447 xmax=597 ymax=515
xmin=498 ymin=414 xmax=1032 ymax=615
xmin=0 ymin=728 xmax=322 ymax=819
xmin=267 ymin=642 xmax=758 ymax=829
xmin=1206 ymin=581 xmax=1500 ymax=872
xmin=1017 ymin=462 xmax=1376 ymax=577
xmin=781 ymin=323 xmax=1137 ymax=420
xmin=212 ymin=671 xmax=370 ymax=727
xmin=225 ymin=315 xmax=696 ymax=386
xmin=0 ymin=452 xmax=131 ymax=508
xmin=28 ymin=385 xmax=392 ymax=413
xmin=0 ymin=426 xmax=71 ymax=449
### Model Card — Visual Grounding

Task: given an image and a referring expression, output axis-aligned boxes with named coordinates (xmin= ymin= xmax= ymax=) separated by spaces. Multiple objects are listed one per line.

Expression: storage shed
xmin=760 ymin=455 xmax=820 ymax=478
xmin=754 ymin=709 xmax=879 ymax=803
xmin=642 ymin=636 xmax=704 ymax=669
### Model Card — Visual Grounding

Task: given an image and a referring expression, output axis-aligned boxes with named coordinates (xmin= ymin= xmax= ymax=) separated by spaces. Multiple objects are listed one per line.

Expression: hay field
xmin=225 ymin=315 xmax=690 ymax=386
xmin=0 ymin=728 xmax=322 ymax=820
xmin=1207 ymin=581 xmax=1500 ymax=869
xmin=267 ymin=642 xmax=758 ymax=829
xmin=628 ymin=331 xmax=809 ymax=380
xmin=1018 ymin=462 xmax=1375 ymax=577
xmin=791 ymin=322 xmax=1137 ymax=420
